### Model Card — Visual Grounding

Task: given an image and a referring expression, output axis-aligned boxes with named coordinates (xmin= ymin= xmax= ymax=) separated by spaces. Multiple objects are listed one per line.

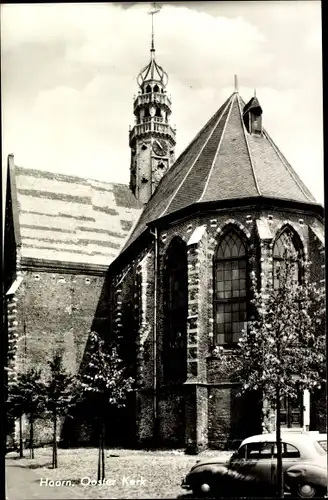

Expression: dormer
xmin=243 ymin=96 xmax=263 ymax=135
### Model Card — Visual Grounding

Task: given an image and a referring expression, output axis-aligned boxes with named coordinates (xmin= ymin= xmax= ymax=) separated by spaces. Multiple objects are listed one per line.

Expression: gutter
xmin=149 ymin=224 xmax=159 ymax=440
xmin=6 ymin=276 xmax=24 ymax=296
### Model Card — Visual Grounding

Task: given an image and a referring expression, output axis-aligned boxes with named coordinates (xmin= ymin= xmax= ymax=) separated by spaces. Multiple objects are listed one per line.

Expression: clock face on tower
xmin=152 ymin=139 xmax=168 ymax=157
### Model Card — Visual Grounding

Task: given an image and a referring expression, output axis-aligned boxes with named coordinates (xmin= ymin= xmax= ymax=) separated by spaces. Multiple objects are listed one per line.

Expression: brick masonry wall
xmin=208 ymin=385 xmax=261 ymax=449
xmin=11 ymin=269 xmax=105 ymax=446
xmin=157 ymin=387 xmax=185 ymax=445
xmin=110 ymin=205 xmax=324 ymax=450
xmin=15 ymin=271 xmax=104 ymax=375
xmin=136 ymin=141 xmax=152 ymax=204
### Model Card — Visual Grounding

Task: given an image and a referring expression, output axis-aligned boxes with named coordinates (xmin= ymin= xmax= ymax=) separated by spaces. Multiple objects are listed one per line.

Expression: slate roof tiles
xmin=10 ymin=162 xmax=143 ymax=268
xmin=122 ymin=91 xmax=317 ymax=252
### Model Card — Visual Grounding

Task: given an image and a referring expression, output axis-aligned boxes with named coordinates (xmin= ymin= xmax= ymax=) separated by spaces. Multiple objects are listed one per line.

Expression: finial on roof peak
xmin=234 ymin=74 xmax=239 ymax=93
xmin=254 ymin=88 xmax=256 ymax=97
xmin=148 ymin=3 xmax=161 ymax=54
xmin=137 ymin=4 xmax=168 ymax=88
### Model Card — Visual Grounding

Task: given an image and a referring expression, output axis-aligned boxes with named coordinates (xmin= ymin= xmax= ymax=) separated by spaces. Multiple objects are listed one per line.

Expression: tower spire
xmin=148 ymin=3 xmax=161 ymax=55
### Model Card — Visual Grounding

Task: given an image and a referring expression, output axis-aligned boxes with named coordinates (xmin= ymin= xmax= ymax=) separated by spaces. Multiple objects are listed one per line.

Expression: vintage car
xmin=181 ymin=432 xmax=327 ymax=498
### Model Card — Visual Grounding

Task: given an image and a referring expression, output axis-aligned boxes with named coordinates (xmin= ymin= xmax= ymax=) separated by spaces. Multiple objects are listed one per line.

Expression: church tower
xmin=129 ymin=5 xmax=176 ymax=205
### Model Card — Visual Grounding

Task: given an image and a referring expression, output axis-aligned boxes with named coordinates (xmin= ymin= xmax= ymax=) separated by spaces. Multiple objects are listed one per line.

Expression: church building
xmin=4 ymin=19 xmax=325 ymax=450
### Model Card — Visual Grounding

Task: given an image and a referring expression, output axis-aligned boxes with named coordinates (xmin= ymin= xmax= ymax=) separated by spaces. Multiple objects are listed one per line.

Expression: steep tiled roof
xmin=9 ymin=160 xmax=143 ymax=268
xmin=122 ymin=91 xmax=317 ymax=251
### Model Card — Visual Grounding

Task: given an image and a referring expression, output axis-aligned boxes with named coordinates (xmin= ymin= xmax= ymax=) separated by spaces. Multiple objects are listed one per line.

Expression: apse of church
xmin=108 ymin=85 xmax=325 ymax=451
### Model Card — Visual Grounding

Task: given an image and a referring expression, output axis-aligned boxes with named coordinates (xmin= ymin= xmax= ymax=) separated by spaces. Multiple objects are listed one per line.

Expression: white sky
xmin=1 ymin=1 xmax=323 ymax=204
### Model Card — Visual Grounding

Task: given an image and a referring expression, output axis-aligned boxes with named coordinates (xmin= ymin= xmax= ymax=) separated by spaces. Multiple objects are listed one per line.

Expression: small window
xmin=85 ymin=278 xmax=91 ymax=284
xmin=34 ymin=274 xmax=40 ymax=281
xmin=246 ymin=443 xmax=261 ymax=459
xmin=284 ymin=443 xmax=300 ymax=458
xmin=154 ymin=84 xmax=159 ymax=93
xmin=234 ymin=445 xmax=246 ymax=460
xmin=246 ymin=442 xmax=273 ymax=460
xmin=272 ymin=443 xmax=300 ymax=458
xmin=141 ymin=144 xmax=147 ymax=151
xmin=260 ymin=442 xmax=274 ymax=458
xmin=313 ymin=441 xmax=326 ymax=455
xmin=318 ymin=440 xmax=327 ymax=452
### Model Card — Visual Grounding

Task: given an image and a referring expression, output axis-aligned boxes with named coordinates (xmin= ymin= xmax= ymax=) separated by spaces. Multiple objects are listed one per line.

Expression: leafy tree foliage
xmin=78 ymin=331 xmax=134 ymax=480
xmin=212 ymin=253 xmax=325 ymax=497
xmin=44 ymin=352 xmax=78 ymax=468
xmin=7 ymin=368 xmax=46 ymax=459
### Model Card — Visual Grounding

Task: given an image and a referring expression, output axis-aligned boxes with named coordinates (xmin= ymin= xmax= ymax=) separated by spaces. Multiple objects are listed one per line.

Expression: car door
xmin=233 ymin=442 xmax=275 ymax=484
xmin=271 ymin=441 xmax=301 ymax=488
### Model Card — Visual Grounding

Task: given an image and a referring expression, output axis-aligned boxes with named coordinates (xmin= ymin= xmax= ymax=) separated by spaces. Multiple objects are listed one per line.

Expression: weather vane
xmin=148 ymin=2 xmax=161 ymax=52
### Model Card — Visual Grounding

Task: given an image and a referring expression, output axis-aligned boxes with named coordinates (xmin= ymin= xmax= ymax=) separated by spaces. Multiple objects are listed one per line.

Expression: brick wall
xmin=11 ymin=268 xmax=105 ymax=446
xmin=15 ymin=271 xmax=104 ymax=375
xmin=136 ymin=141 xmax=152 ymax=204
xmin=109 ymin=205 xmax=324 ymax=450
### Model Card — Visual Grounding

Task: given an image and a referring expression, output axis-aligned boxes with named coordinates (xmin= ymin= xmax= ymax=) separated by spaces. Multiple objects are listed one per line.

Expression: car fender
xmin=285 ymin=463 xmax=327 ymax=489
xmin=189 ymin=463 xmax=228 ymax=478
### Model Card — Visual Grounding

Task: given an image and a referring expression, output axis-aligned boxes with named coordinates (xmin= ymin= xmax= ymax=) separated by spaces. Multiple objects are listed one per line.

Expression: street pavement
xmin=6 ymin=458 xmax=84 ymax=500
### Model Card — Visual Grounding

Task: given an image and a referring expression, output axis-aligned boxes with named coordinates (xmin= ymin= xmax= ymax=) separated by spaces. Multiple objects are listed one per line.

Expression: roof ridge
xmin=167 ymin=93 xmax=235 ymax=171
xmin=119 ymin=208 xmax=144 ymax=253
xmin=7 ymin=157 xmax=21 ymax=248
xmin=236 ymin=95 xmax=262 ymax=196
xmin=262 ymin=129 xmax=315 ymax=203
xmin=197 ymin=96 xmax=234 ymax=203
xmin=160 ymin=94 xmax=234 ymax=218
xmin=15 ymin=164 xmax=124 ymax=188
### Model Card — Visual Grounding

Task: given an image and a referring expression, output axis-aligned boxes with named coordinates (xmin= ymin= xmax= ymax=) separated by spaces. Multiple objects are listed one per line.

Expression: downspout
xmin=149 ymin=224 xmax=159 ymax=441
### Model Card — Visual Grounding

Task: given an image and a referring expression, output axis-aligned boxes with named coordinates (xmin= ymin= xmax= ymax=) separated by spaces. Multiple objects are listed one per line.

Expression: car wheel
xmin=193 ymin=475 xmax=217 ymax=498
xmin=295 ymin=483 xmax=318 ymax=498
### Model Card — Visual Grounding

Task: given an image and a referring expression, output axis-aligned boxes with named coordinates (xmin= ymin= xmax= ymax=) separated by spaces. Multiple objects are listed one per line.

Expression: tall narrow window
xmin=273 ymin=229 xmax=301 ymax=290
xmin=273 ymin=227 xmax=303 ymax=428
xmin=163 ymin=238 xmax=188 ymax=383
xmin=214 ymin=229 xmax=248 ymax=346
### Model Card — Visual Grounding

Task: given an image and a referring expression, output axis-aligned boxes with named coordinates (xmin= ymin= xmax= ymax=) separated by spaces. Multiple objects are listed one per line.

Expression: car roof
xmin=241 ymin=432 xmax=326 ymax=447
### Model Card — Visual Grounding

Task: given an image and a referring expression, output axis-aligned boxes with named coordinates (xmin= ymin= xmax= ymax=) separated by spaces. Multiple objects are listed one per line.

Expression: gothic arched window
xmin=273 ymin=228 xmax=302 ymax=290
xmin=145 ymin=84 xmax=151 ymax=93
xmin=163 ymin=237 xmax=188 ymax=383
xmin=272 ymin=227 xmax=303 ymax=428
xmin=214 ymin=229 xmax=248 ymax=346
xmin=153 ymin=84 xmax=159 ymax=93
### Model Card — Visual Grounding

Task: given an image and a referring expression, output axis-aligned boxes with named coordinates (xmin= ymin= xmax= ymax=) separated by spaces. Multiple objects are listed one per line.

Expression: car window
xmin=272 ymin=443 xmax=300 ymax=458
xmin=235 ymin=445 xmax=246 ymax=459
xmin=260 ymin=442 xmax=273 ymax=458
xmin=284 ymin=443 xmax=300 ymax=458
xmin=246 ymin=442 xmax=273 ymax=460
xmin=314 ymin=440 xmax=327 ymax=455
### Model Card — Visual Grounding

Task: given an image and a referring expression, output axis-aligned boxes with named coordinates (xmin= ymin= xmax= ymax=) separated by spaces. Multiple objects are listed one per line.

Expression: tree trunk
xmin=19 ymin=415 xmax=24 ymax=458
xmin=276 ymin=388 xmax=284 ymax=498
xmin=52 ymin=410 xmax=58 ymax=469
xmin=101 ymin=417 xmax=105 ymax=481
xmin=97 ymin=417 xmax=102 ymax=482
xmin=29 ymin=413 xmax=34 ymax=459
